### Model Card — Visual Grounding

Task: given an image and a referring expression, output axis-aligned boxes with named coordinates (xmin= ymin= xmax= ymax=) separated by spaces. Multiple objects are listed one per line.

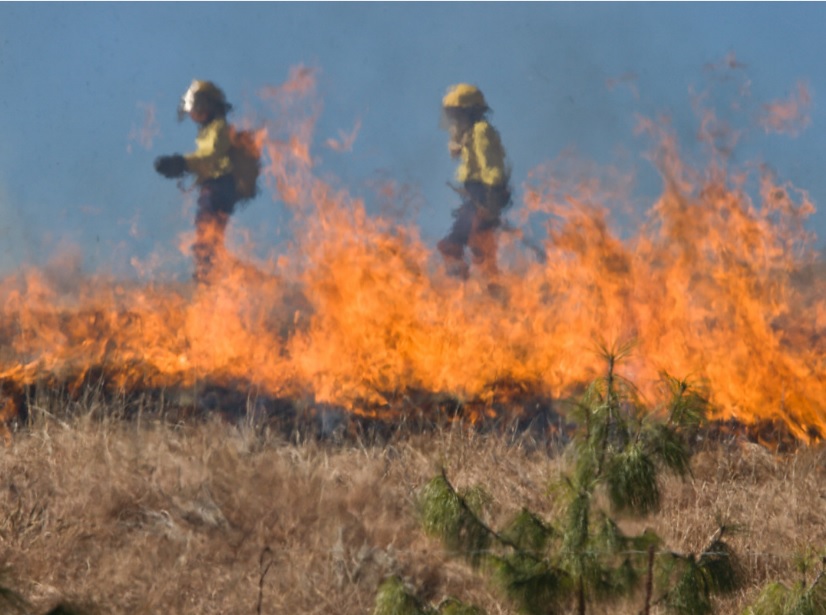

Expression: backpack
xmin=229 ymin=126 xmax=262 ymax=203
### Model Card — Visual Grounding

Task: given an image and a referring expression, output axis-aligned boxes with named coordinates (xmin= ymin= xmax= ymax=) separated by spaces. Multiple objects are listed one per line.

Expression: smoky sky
xmin=0 ymin=3 xmax=824 ymax=277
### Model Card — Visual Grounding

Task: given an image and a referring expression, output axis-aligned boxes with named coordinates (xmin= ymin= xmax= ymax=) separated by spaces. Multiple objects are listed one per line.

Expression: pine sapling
xmin=397 ymin=344 xmax=739 ymax=615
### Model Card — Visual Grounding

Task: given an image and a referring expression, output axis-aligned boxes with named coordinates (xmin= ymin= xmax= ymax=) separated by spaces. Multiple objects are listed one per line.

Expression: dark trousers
xmin=193 ymin=174 xmax=238 ymax=283
xmin=437 ymin=182 xmax=509 ymax=279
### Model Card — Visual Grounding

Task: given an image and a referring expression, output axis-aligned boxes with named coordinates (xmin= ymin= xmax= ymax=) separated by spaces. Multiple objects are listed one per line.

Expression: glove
xmin=154 ymin=155 xmax=186 ymax=179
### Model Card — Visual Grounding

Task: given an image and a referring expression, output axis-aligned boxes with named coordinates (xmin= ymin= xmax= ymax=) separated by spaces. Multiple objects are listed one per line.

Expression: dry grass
xmin=0 ymin=397 xmax=823 ymax=615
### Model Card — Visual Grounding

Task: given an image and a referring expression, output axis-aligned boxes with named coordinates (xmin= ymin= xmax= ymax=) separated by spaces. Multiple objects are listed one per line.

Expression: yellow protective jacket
xmin=454 ymin=120 xmax=508 ymax=188
xmin=184 ymin=118 xmax=234 ymax=183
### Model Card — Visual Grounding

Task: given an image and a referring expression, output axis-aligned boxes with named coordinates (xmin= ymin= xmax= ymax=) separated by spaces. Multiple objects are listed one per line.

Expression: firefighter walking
xmin=154 ymin=80 xmax=242 ymax=284
xmin=437 ymin=83 xmax=512 ymax=280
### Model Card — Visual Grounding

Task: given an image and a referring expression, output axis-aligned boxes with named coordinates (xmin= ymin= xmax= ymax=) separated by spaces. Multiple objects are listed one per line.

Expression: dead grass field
xmin=0 ymin=397 xmax=823 ymax=615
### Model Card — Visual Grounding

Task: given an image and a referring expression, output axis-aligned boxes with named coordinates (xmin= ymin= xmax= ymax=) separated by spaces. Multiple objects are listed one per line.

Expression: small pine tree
xmin=567 ymin=342 xmax=701 ymax=518
xmin=555 ymin=342 xmax=729 ymax=614
xmin=401 ymin=343 xmax=741 ymax=615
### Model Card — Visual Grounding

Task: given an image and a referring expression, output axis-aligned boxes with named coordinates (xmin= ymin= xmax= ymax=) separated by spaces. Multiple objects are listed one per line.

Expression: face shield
xmin=177 ymin=80 xmax=200 ymax=122
xmin=440 ymin=106 xmax=460 ymax=131
xmin=441 ymin=106 xmax=467 ymax=158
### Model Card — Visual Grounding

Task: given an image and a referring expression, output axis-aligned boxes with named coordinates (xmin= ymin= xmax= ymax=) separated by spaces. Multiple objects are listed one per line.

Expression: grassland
xmin=0 ymin=393 xmax=823 ymax=615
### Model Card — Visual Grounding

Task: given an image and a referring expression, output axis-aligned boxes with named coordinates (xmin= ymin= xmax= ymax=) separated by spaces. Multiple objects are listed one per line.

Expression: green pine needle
xmin=489 ymin=554 xmax=569 ymax=615
xmin=661 ymin=372 xmax=709 ymax=432
xmin=419 ymin=473 xmax=493 ymax=568
xmin=462 ymin=485 xmax=493 ymax=520
xmin=562 ymin=489 xmax=591 ymax=557
xmin=642 ymin=422 xmax=692 ymax=477
xmin=604 ymin=444 xmax=660 ymax=515
xmin=437 ymin=597 xmax=486 ymax=615
xmin=660 ymin=536 xmax=741 ymax=615
xmin=698 ymin=539 xmax=740 ymax=595
xmin=743 ymin=573 xmax=826 ymax=615
xmin=499 ymin=508 xmax=554 ymax=555
xmin=667 ymin=556 xmax=714 ymax=615
xmin=373 ymin=577 xmax=436 ymax=615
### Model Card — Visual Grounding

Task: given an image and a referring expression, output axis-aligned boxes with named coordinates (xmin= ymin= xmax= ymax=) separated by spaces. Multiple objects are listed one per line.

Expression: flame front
xmin=1 ymin=67 xmax=824 ymax=441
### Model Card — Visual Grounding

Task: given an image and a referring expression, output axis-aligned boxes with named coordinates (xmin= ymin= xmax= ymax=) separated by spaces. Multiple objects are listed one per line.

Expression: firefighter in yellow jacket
xmin=438 ymin=84 xmax=512 ymax=280
xmin=154 ymin=80 xmax=239 ymax=283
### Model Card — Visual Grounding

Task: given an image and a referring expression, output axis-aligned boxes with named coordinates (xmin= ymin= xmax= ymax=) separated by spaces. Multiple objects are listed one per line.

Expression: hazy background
xmin=1 ymin=3 xmax=823 ymax=277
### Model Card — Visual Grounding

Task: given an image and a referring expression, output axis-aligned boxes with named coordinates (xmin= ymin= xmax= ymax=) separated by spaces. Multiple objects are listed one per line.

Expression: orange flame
xmin=0 ymin=66 xmax=824 ymax=443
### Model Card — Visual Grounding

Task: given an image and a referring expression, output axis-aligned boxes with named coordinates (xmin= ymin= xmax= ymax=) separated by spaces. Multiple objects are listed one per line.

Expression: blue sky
xmin=1 ymin=3 xmax=824 ymax=277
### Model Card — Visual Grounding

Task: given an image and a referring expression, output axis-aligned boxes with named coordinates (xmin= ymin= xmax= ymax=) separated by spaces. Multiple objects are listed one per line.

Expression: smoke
xmin=127 ymin=102 xmax=162 ymax=154
xmin=325 ymin=119 xmax=362 ymax=153
xmin=0 ymin=181 xmax=29 ymax=275
xmin=759 ymin=81 xmax=812 ymax=137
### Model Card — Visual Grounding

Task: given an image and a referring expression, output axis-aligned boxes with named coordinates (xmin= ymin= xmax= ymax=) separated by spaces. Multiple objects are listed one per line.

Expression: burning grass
xmin=0 ymin=393 xmax=823 ymax=615
xmin=2 ymin=65 xmax=826 ymax=446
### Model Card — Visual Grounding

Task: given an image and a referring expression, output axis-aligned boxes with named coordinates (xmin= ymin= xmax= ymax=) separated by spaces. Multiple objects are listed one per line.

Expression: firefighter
xmin=154 ymin=80 xmax=239 ymax=284
xmin=437 ymin=83 xmax=512 ymax=280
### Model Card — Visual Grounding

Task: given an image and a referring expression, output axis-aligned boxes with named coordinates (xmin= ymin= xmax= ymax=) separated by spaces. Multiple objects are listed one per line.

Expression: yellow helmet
xmin=442 ymin=84 xmax=488 ymax=110
xmin=178 ymin=79 xmax=231 ymax=120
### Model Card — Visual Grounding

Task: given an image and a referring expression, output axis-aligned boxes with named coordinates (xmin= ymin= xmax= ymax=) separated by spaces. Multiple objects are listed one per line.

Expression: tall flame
xmin=0 ymin=66 xmax=823 ymax=442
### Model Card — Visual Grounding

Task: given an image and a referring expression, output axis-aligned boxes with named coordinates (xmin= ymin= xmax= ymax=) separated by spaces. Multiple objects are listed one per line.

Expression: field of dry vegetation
xmin=0 ymin=393 xmax=823 ymax=615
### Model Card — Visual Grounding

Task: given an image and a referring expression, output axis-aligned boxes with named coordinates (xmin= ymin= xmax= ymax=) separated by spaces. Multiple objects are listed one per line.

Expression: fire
xmin=0 ymin=65 xmax=824 ymax=442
